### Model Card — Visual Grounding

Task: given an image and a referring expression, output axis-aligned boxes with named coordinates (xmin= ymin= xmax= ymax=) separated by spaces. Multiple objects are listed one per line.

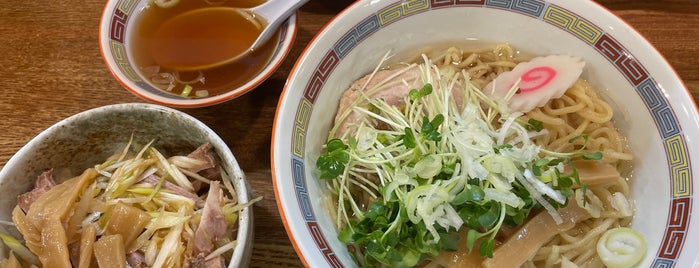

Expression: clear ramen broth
xmin=128 ymin=0 xmax=277 ymax=98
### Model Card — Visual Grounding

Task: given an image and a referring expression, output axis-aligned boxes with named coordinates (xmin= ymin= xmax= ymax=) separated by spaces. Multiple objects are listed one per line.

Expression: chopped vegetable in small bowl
xmin=0 ymin=103 xmax=255 ymax=268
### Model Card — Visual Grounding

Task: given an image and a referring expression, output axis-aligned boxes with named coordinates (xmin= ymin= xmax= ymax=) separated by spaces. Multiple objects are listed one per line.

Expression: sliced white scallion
xmin=180 ymin=84 xmax=193 ymax=98
xmin=486 ymin=173 xmax=513 ymax=192
xmin=0 ymin=231 xmax=40 ymax=266
xmin=168 ymin=156 xmax=208 ymax=170
xmin=355 ymin=126 xmax=377 ymax=151
xmin=524 ymin=169 xmax=566 ymax=205
xmin=151 ymin=148 xmax=194 ymax=191
xmin=483 ymin=155 xmax=518 ymax=183
xmin=320 ymin=51 xmax=617 ymax=265
xmin=516 ymin=173 xmax=563 ymax=224
xmin=413 ymin=155 xmax=442 ymax=179
xmin=610 ymin=192 xmax=633 ymax=217
xmin=139 ymin=167 xmax=159 ymax=181
xmin=220 ymin=168 xmax=237 ymax=199
xmin=152 ymin=216 xmax=186 ymax=267
xmin=82 ymin=212 xmax=102 ymax=226
xmin=405 ymin=184 xmax=461 ymax=243
xmin=205 ymin=240 xmax=238 ymax=261
xmin=575 ymin=188 xmax=603 ymax=218
xmin=178 ymin=168 xmax=213 ymax=184
xmin=483 ymin=188 xmax=524 ymax=208
xmin=195 ymin=90 xmax=209 ymax=98
xmin=597 ymin=227 xmax=646 ymax=268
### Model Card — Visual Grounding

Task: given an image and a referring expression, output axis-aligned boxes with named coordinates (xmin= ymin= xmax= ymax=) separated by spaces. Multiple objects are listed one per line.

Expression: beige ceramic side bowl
xmin=0 ymin=103 xmax=254 ymax=267
xmin=99 ymin=0 xmax=297 ymax=108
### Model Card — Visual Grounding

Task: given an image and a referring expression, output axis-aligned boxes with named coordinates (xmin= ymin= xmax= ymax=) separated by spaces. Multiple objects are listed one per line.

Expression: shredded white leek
xmin=195 ymin=90 xmax=209 ymax=98
xmin=5 ymin=140 xmax=259 ymax=267
xmin=0 ymin=231 xmax=39 ymax=266
xmin=205 ymin=240 xmax=237 ymax=261
xmin=610 ymin=192 xmax=633 ymax=217
xmin=575 ymin=188 xmax=603 ymax=218
xmin=597 ymin=227 xmax=646 ymax=268
xmin=180 ymin=84 xmax=193 ymax=98
xmin=152 ymin=207 xmax=187 ymax=268
xmin=328 ymin=55 xmax=581 ymax=232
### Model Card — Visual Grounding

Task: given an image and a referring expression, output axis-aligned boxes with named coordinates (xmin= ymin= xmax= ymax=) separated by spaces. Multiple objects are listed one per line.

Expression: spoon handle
xmin=249 ymin=0 xmax=310 ymax=50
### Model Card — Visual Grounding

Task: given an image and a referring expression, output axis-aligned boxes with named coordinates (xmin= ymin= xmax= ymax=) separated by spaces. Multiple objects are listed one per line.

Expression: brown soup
xmin=128 ymin=0 xmax=276 ymax=98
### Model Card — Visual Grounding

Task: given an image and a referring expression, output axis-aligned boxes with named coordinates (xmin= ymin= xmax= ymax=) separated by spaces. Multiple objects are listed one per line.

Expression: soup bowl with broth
xmin=100 ymin=0 xmax=297 ymax=108
xmin=272 ymin=0 xmax=699 ymax=267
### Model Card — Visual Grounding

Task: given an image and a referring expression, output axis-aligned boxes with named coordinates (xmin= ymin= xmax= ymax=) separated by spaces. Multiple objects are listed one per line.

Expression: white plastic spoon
xmin=152 ymin=0 xmax=308 ymax=71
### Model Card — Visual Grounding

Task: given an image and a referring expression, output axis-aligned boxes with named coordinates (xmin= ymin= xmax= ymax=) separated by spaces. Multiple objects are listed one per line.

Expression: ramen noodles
xmin=316 ymin=44 xmax=646 ymax=268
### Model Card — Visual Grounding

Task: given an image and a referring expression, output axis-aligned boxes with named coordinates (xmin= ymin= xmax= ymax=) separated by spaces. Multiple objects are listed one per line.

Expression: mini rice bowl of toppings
xmin=272 ymin=1 xmax=699 ymax=268
xmin=0 ymin=103 xmax=254 ymax=267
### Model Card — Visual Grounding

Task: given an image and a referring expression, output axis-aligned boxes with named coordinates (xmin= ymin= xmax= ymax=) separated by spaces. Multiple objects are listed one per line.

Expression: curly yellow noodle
xmin=457 ymin=52 xmax=480 ymax=68
xmin=438 ymin=45 xmax=636 ymax=268
xmin=542 ymin=95 xmax=586 ymax=115
xmin=329 ymin=44 xmax=637 ymax=268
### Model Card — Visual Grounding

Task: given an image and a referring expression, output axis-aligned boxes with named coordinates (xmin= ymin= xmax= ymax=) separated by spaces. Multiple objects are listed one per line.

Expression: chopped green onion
xmin=316 ymin=55 xmax=618 ymax=266
xmin=205 ymin=240 xmax=237 ymax=261
xmin=597 ymin=227 xmax=646 ymax=268
xmin=195 ymin=90 xmax=209 ymax=98
xmin=180 ymin=84 xmax=193 ymax=98
xmin=0 ymin=231 xmax=40 ymax=265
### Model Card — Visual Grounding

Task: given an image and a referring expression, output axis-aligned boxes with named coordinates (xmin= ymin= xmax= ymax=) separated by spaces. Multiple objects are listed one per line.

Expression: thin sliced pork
xmin=17 ymin=169 xmax=57 ymax=213
xmin=188 ymin=181 xmax=227 ymax=267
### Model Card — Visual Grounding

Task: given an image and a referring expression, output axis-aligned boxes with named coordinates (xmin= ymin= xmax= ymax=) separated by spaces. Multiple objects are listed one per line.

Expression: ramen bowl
xmin=0 ymin=103 xmax=254 ymax=267
xmin=99 ymin=0 xmax=297 ymax=108
xmin=272 ymin=0 xmax=699 ymax=267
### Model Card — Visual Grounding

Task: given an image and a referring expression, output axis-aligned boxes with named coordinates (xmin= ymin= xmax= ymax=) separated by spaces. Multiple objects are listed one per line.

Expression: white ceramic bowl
xmin=0 ymin=103 xmax=254 ymax=267
xmin=99 ymin=0 xmax=297 ymax=108
xmin=272 ymin=0 xmax=699 ymax=267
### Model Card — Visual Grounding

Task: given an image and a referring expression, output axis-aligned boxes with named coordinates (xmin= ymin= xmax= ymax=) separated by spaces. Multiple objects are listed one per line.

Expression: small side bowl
xmin=99 ymin=0 xmax=297 ymax=108
xmin=0 ymin=103 xmax=253 ymax=267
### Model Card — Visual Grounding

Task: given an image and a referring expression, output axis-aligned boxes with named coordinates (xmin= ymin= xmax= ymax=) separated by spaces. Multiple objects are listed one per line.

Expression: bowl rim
xmin=272 ymin=0 xmax=698 ymax=267
xmin=0 ymin=103 xmax=254 ymax=266
xmin=270 ymin=1 xmax=369 ymax=264
xmin=98 ymin=0 xmax=299 ymax=108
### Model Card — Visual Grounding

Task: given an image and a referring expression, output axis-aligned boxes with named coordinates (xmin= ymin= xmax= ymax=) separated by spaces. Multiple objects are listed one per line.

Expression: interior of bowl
xmin=99 ymin=0 xmax=298 ymax=108
xmin=0 ymin=103 xmax=253 ymax=266
xmin=273 ymin=0 xmax=698 ymax=267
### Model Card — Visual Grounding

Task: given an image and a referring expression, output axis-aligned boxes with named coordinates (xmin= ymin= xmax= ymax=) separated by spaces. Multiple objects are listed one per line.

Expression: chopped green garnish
xmin=316 ymin=139 xmax=350 ymax=179
xmin=479 ymin=237 xmax=495 ymax=258
xmin=317 ymin=58 xmax=611 ymax=267
xmin=409 ymin=83 xmax=433 ymax=101
xmin=453 ymin=186 xmax=485 ymax=205
xmin=180 ymin=84 xmax=193 ymax=98
xmin=0 ymin=232 xmax=40 ymax=265
xmin=568 ymin=134 xmax=589 ymax=144
xmin=525 ymin=118 xmax=544 ymax=131
xmin=421 ymin=115 xmax=444 ymax=142
xmin=583 ymin=151 xmax=603 ymax=160
xmin=400 ymin=128 xmax=417 ymax=149
xmin=493 ymin=144 xmax=513 ymax=153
